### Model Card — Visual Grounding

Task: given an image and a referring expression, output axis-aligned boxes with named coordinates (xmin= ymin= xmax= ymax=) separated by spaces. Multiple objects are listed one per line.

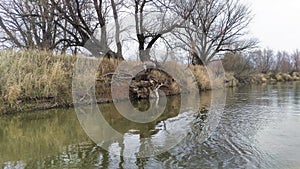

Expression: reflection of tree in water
xmin=99 ymin=95 xmax=184 ymax=161
xmin=134 ymin=107 xmax=209 ymax=168
xmin=0 ymin=93 xmax=213 ymax=169
xmin=100 ymin=93 xmax=210 ymax=166
xmin=99 ymin=96 xmax=181 ymax=136
xmin=131 ymin=99 xmax=151 ymax=112
xmin=4 ymin=142 xmax=109 ymax=169
xmin=193 ymin=107 xmax=209 ymax=131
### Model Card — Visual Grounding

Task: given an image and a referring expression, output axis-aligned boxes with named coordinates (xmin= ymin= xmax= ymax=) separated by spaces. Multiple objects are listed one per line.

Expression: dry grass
xmin=0 ymin=49 xmax=76 ymax=112
xmin=0 ymin=51 xmax=127 ymax=113
xmin=0 ymin=49 xmax=225 ymax=114
xmin=190 ymin=65 xmax=211 ymax=90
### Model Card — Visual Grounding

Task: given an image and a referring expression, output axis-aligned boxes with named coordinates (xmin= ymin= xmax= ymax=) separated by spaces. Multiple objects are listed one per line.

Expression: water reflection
xmin=0 ymin=110 xmax=88 ymax=163
xmin=1 ymin=82 xmax=300 ymax=168
xmin=0 ymin=93 xmax=213 ymax=168
xmin=155 ymin=82 xmax=300 ymax=169
xmin=75 ymin=93 xmax=210 ymax=158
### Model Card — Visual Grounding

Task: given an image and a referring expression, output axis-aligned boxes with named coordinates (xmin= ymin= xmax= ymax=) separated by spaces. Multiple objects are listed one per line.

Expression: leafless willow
xmin=173 ymin=0 xmax=257 ymax=65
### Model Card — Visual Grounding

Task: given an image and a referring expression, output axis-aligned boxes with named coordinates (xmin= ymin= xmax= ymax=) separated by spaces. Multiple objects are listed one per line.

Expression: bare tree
xmin=222 ymin=52 xmax=254 ymax=76
xmin=49 ymin=0 xmax=123 ymax=58
xmin=0 ymin=0 xmax=60 ymax=50
xmin=173 ymin=0 xmax=257 ymax=65
xmin=133 ymin=0 xmax=198 ymax=62
xmin=291 ymin=49 xmax=300 ymax=72
xmin=273 ymin=51 xmax=293 ymax=73
xmin=251 ymin=49 xmax=275 ymax=73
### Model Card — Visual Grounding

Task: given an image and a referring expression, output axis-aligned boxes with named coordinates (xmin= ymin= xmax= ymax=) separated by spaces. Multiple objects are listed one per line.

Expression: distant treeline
xmin=222 ymin=49 xmax=300 ymax=77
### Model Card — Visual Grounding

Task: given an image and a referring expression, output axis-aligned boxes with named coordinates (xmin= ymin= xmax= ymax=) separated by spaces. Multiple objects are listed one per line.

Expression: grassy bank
xmin=225 ymin=71 xmax=300 ymax=87
xmin=0 ymin=50 xmax=75 ymax=113
xmin=0 ymin=50 xmax=219 ymax=114
xmin=2 ymin=49 xmax=297 ymax=114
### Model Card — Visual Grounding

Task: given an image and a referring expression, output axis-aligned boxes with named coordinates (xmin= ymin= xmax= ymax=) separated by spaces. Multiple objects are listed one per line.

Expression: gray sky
xmin=244 ymin=0 xmax=300 ymax=52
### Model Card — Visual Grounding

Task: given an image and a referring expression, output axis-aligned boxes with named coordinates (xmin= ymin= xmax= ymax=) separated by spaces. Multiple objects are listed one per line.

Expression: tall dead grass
xmin=0 ymin=50 xmax=76 ymax=112
xmin=0 ymin=49 xmax=224 ymax=114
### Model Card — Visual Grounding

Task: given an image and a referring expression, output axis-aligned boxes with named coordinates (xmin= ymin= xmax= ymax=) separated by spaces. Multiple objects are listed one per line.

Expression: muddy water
xmin=1 ymin=82 xmax=300 ymax=168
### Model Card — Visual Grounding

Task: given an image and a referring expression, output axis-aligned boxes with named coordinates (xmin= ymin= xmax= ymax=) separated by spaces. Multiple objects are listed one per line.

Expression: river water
xmin=1 ymin=82 xmax=300 ymax=169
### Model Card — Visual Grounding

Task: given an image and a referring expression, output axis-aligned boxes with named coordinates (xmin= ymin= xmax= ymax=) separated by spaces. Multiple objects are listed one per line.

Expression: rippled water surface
xmin=1 ymin=82 xmax=300 ymax=169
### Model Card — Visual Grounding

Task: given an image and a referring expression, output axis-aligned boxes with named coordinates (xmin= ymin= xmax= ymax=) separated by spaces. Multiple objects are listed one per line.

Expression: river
xmin=1 ymin=82 xmax=300 ymax=169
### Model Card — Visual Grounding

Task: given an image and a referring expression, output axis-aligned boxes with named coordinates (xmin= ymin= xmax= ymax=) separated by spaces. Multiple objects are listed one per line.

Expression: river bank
xmin=0 ymin=50 xmax=214 ymax=114
xmin=1 ymin=50 xmax=300 ymax=114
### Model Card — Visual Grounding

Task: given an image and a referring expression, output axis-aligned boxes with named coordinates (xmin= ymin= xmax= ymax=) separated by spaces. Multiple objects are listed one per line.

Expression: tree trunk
xmin=192 ymin=52 xmax=204 ymax=65
xmin=107 ymin=50 xmax=124 ymax=60
xmin=139 ymin=49 xmax=151 ymax=62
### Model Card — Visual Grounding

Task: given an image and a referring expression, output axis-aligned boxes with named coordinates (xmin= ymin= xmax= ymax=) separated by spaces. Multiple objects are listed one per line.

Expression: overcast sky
xmin=244 ymin=0 xmax=300 ymax=52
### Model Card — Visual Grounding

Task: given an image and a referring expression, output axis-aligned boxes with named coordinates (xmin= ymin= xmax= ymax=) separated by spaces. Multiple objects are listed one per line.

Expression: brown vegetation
xmin=222 ymin=50 xmax=300 ymax=85
xmin=1 ymin=49 xmax=300 ymax=114
xmin=0 ymin=50 xmax=76 ymax=113
xmin=0 ymin=50 xmax=218 ymax=114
